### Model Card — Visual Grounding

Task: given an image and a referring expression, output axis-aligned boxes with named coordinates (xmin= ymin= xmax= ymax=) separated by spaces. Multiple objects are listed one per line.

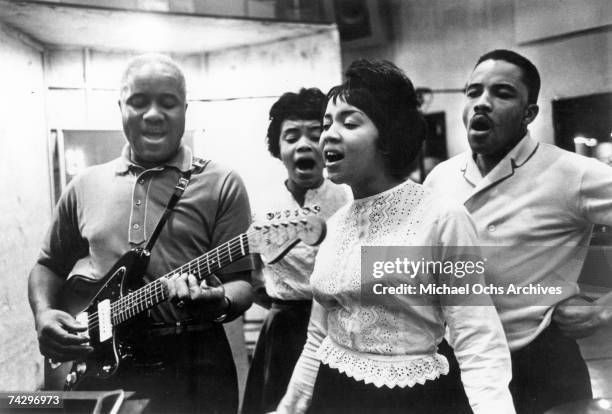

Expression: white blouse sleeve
xmin=276 ymin=299 xmax=328 ymax=414
xmin=444 ymin=305 xmax=515 ymax=414
xmin=437 ymin=204 xmax=516 ymax=414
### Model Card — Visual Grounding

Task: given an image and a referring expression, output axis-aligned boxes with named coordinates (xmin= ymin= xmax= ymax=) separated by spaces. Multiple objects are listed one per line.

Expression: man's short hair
xmin=475 ymin=49 xmax=540 ymax=104
xmin=327 ymin=59 xmax=427 ymax=179
xmin=266 ymin=88 xmax=326 ymax=159
xmin=119 ymin=53 xmax=186 ymax=99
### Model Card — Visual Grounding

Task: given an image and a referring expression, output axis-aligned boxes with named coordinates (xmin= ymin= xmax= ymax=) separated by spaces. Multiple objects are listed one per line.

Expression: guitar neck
xmin=111 ymin=233 xmax=249 ymax=325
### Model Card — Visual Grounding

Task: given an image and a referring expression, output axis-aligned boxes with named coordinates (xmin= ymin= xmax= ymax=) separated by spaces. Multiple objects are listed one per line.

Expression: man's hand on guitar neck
xmin=164 ymin=273 xmax=229 ymax=319
xmin=34 ymin=308 xmax=93 ymax=362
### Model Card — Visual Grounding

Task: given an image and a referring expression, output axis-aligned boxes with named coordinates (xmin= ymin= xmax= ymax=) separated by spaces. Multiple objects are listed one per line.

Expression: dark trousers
xmin=439 ymin=322 xmax=592 ymax=414
xmin=78 ymin=323 xmax=238 ymax=414
xmin=509 ymin=321 xmax=592 ymax=414
xmin=307 ymin=343 xmax=472 ymax=414
xmin=242 ymin=300 xmax=312 ymax=414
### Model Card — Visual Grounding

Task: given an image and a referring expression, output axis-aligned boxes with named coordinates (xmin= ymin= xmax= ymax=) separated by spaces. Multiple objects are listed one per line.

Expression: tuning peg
xmin=76 ymin=362 xmax=87 ymax=375
xmin=284 ymin=210 xmax=292 ymax=218
xmin=312 ymin=205 xmax=321 ymax=212
xmin=301 ymin=207 xmax=311 ymax=215
xmin=266 ymin=212 xmax=275 ymax=220
xmin=66 ymin=372 xmax=78 ymax=385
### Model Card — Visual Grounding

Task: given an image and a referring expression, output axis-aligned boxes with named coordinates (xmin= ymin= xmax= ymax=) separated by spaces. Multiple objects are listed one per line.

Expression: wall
xmin=45 ymin=26 xmax=341 ymax=209
xmin=514 ymin=0 xmax=612 ymax=44
xmin=0 ymin=23 xmax=48 ymax=389
xmin=342 ymin=0 xmax=612 ymax=157
xmin=188 ymin=28 xmax=341 ymax=207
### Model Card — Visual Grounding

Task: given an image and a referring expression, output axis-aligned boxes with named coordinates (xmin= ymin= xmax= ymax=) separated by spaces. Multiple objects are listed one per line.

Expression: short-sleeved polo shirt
xmin=38 ymin=144 xmax=253 ymax=322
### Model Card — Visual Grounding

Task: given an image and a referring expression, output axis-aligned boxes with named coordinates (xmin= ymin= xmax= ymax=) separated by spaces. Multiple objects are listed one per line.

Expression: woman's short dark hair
xmin=327 ymin=59 xmax=427 ymax=179
xmin=266 ymin=88 xmax=326 ymax=159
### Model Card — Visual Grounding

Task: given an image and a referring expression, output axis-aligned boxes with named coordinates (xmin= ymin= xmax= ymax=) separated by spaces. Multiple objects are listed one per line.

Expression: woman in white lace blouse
xmin=276 ymin=60 xmax=515 ymax=414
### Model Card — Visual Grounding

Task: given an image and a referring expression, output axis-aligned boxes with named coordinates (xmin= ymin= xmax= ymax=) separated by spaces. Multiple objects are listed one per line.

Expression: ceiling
xmin=0 ymin=0 xmax=333 ymax=54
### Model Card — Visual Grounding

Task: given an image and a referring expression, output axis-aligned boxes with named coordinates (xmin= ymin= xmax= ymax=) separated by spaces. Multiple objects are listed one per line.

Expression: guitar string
xmin=86 ymin=220 xmax=310 ymax=330
xmin=111 ymin=234 xmax=247 ymax=323
xmin=105 ymin=217 xmax=311 ymax=324
xmin=109 ymin=220 xmax=306 ymax=320
xmin=87 ymin=220 xmax=307 ymax=330
xmin=85 ymin=232 xmax=250 ymax=331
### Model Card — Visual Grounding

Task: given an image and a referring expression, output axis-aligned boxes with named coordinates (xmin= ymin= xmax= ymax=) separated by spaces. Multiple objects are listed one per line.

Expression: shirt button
xmin=138 ymin=178 xmax=145 ymax=185
xmin=133 ymin=224 xmax=140 ymax=230
xmin=488 ymin=224 xmax=496 ymax=232
xmin=135 ymin=200 xmax=142 ymax=206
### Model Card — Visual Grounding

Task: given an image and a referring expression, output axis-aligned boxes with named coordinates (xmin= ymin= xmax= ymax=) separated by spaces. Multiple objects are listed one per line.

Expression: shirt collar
xmin=458 ymin=132 xmax=539 ymax=203
xmin=460 ymin=131 xmax=539 ymax=181
xmin=499 ymin=131 xmax=539 ymax=168
xmin=114 ymin=144 xmax=193 ymax=174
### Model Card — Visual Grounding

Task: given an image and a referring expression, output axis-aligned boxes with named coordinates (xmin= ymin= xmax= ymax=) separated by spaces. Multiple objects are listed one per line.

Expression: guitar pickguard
xmin=62 ymin=250 xmax=150 ymax=389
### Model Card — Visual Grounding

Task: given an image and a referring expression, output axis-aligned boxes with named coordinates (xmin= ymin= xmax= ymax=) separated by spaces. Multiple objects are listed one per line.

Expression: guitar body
xmin=60 ymin=248 xmax=150 ymax=390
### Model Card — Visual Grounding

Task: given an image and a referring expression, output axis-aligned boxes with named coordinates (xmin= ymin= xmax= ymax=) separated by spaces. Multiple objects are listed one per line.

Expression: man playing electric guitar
xmin=28 ymin=54 xmax=254 ymax=413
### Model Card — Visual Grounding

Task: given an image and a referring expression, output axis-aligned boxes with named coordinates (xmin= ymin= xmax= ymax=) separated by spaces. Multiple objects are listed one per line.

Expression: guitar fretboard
xmin=110 ymin=233 xmax=249 ymax=325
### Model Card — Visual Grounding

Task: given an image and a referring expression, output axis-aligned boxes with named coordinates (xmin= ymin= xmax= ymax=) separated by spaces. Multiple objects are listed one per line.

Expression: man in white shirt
xmin=425 ymin=49 xmax=612 ymax=413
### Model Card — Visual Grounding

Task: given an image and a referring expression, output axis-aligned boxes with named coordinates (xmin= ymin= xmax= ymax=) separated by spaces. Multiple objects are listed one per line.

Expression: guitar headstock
xmin=248 ymin=206 xmax=326 ymax=264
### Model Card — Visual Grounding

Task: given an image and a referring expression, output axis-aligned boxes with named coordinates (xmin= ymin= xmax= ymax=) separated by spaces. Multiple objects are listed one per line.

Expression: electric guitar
xmin=57 ymin=207 xmax=326 ymax=390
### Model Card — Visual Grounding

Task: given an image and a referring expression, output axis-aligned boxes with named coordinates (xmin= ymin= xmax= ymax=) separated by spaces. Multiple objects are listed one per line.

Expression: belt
xmin=270 ymin=298 xmax=312 ymax=308
xmin=146 ymin=318 xmax=214 ymax=337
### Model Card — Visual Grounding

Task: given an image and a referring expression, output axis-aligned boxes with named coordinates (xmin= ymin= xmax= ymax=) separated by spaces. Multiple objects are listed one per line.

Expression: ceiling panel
xmin=0 ymin=0 xmax=332 ymax=53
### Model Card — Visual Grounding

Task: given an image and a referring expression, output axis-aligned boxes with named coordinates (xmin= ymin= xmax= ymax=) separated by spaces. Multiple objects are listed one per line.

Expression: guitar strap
xmin=143 ymin=157 xmax=209 ymax=253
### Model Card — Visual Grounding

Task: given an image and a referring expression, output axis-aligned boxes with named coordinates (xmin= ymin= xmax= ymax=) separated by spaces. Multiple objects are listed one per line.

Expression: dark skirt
xmin=242 ymin=299 xmax=312 ymax=414
xmin=308 ymin=340 xmax=472 ymax=414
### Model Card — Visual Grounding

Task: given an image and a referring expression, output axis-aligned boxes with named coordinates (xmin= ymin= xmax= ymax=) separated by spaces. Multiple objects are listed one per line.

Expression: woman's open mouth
xmin=324 ymin=150 xmax=344 ymax=165
xmin=295 ymin=158 xmax=317 ymax=172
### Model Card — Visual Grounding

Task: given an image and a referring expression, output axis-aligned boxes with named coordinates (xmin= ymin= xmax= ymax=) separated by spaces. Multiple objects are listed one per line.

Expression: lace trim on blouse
xmin=317 ymin=336 xmax=449 ymax=389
